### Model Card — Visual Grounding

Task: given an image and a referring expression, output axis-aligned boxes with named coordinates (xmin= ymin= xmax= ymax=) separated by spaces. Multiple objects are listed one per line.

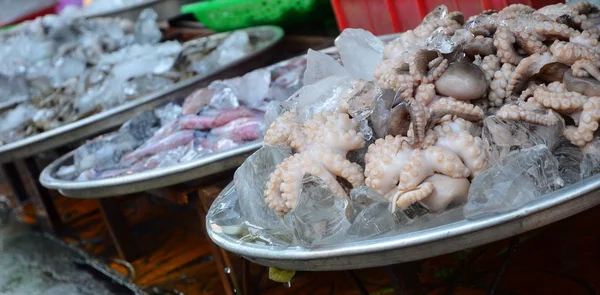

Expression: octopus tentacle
xmin=479 ymin=54 xmax=502 ymax=82
xmin=572 ymin=59 xmax=600 ymax=80
xmin=405 ymin=98 xmax=430 ymax=147
xmin=264 ymin=111 xmax=305 ymax=150
xmin=433 ymin=130 xmax=488 ymax=177
xmin=496 ymin=104 xmax=560 ymax=126
xmin=429 ymin=97 xmax=485 ymax=122
xmin=393 ymin=182 xmax=434 ymax=211
xmin=534 ymin=86 xmax=588 ymax=113
xmin=494 ymin=28 xmax=523 ymax=65
xmin=564 ymin=97 xmax=600 ymax=146
xmin=415 ymin=83 xmax=436 ymax=105
xmin=489 ymin=63 xmax=515 ymax=106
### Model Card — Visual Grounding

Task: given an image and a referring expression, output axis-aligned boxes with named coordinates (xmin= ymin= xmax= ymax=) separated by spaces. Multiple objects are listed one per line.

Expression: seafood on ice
xmin=208 ymin=2 xmax=600 ymax=248
xmin=55 ymin=56 xmax=307 ymax=181
xmin=0 ymin=9 xmax=255 ymax=146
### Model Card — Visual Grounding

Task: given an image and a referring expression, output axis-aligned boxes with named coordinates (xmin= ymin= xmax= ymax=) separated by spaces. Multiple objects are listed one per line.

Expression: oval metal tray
xmin=208 ymin=175 xmax=600 ymax=271
xmin=0 ymin=25 xmax=284 ymax=164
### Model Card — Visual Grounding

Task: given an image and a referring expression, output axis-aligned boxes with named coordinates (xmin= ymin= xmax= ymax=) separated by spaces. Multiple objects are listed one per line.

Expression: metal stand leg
xmin=21 ymin=157 xmax=63 ymax=233
xmin=243 ymin=258 xmax=264 ymax=295
xmin=189 ymin=191 xmax=238 ymax=295
xmin=487 ymin=236 xmax=520 ymax=295
xmin=384 ymin=261 xmax=422 ymax=295
xmin=2 ymin=162 xmax=29 ymax=203
xmin=345 ymin=270 xmax=370 ymax=295
xmin=98 ymin=198 xmax=141 ymax=261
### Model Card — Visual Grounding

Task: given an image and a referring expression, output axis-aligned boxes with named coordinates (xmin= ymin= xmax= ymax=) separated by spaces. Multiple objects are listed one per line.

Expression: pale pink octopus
xmin=364 ymin=117 xmax=486 ymax=212
xmin=263 ymin=110 xmax=365 ymax=216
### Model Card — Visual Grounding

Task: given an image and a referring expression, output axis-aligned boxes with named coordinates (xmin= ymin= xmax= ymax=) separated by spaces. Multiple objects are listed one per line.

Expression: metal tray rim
xmin=208 ymin=173 xmax=600 ymax=261
xmin=80 ymin=0 xmax=166 ymax=19
xmin=40 ymin=141 xmax=262 ymax=190
xmin=0 ymin=25 xmax=284 ymax=163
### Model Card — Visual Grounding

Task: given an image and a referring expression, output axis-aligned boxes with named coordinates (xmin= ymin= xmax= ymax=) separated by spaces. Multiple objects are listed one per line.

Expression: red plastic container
xmin=330 ymin=0 xmax=565 ymax=35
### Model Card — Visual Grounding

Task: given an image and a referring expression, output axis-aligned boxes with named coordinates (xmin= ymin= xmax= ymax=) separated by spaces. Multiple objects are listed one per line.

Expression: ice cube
xmin=0 ymin=74 xmax=29 ymax=105
xmin=302 ymin=49 xmax=349 ymax=86
xmin=263 ymin=101 xmax=288 ymax=129
xmin=207 ymin=82 xmax=241 ymax=110
xmin=346 ymin=186 xmax=394 ymax=238
xmin=552 ymin=136 xmax=583 ymax=186
xmin=291 ymin=175 xmax=350 ymax=248
xmin=119 ymin=110 xmax=160 ymax=141
xmin=580 ymin=154 xmax=600 ymax=179
xmin=74 ymin=132 xmax=141 ymax=172
xmin=53 ymin=57 xmax=86 ymax=84
xmin=464 ymin=145 xmax=564 ymax=219
xmin=294 ymin=75 xmax=354 ymax=122
xmin=482 ymin=116 xmax=564 ymax=167
xmin=218 ymin=69 xmax=271 ymax=110
xmin=192 ymin=31 xmax=249 ymax=76
xmin=154 ymin=102 xmax=182 ymax=126
xmin=234 ymin=146 xmax=292 ymax=229
xmin=334 ymin=28 xmax=384 ymax=80
xmin=206 ymin=182 xmax=242 ymax=230
xmin=134 ymin=8 xmax=162 ymax=44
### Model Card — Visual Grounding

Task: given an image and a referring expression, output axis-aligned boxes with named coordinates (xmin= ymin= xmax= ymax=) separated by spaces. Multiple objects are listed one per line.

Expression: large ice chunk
xmin=552 ymin=136 xmax=583 ymax=186
xmin=482 ymin=116 xmax=564 ymax=166
xmin=464 ymin=145 xmax=564 ymax=219
xmin=234 ymin=146 xmax=292 ymax=229
xmin=335 ymin=28 xmax=384 ymax=80
xmin=347 ymin=186 xmax=394 ymax=238
xmin=134 ymin=8 xmax=162 ymax=44
xmin=302 ymin=49 xmax=349 ymax=86
xmin=294 ymin=75 xmax=355 ymax=123
xmin=291 ymin=175 xmax=350 ymax=248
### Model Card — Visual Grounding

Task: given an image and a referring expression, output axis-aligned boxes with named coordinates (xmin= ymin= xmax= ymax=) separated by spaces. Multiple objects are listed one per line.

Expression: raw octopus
xmin=261 ymin=1 xmax=600 ymax=216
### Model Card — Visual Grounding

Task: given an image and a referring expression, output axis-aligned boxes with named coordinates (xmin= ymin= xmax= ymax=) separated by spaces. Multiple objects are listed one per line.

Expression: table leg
xmin=21 ymin=157 xmax=63 ymax=233
xmin=487 ymin=235 xmax=520 ymax=295
xmin=189 ymin=191 xmax=238 ymax=295
xmin=1 ymin=162 xmax=29 ymax=203
xmin=345 ymin=270 xmax=370 ymax=295
xmin=384 ymin=261 xmax=422 ymax=295
xmin=97 ymin=198 xmax=141 ymax=261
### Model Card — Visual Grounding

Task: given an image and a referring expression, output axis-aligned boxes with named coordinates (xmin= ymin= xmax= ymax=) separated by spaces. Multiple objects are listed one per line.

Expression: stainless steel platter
xmin=81 ymin=0 xmax=196 ymax=21
xmin=208 ymin=174 xmax=600 ymax=271
xmin=40 ymin=141 xmax=262 ymax=198
xmin=0 ymin=25 xmax=284 ymax=164
xmin=38 ymin=32 xmax=403 ymax=198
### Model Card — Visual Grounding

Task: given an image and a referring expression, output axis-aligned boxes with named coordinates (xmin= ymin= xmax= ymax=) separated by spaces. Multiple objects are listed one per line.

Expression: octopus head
xmin=435 ymin=62 xmax=488 ymax=100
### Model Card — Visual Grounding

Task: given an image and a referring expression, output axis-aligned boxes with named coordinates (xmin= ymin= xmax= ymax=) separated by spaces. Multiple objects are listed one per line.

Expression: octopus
xmin=263 ymin=111 xmax=366 ymax=216
xmin=374 ymin=46 xmax=487 ymax=148
xmin=364 ymin=117 xmax=487 ymax=212
xmin=257 ymin=2 xmax=600 ymax=218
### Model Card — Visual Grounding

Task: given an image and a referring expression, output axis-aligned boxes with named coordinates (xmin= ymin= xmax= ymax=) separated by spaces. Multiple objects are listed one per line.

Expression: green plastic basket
xmin=181 ymin=0 xmax=320 ymax=32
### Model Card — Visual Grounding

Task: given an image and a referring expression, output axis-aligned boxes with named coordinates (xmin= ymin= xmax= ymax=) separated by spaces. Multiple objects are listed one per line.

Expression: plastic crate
xmin=330 ymin=0 xmax=565 ymax=35
xmin=181 ymin=0 xmax=323 ymax=32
